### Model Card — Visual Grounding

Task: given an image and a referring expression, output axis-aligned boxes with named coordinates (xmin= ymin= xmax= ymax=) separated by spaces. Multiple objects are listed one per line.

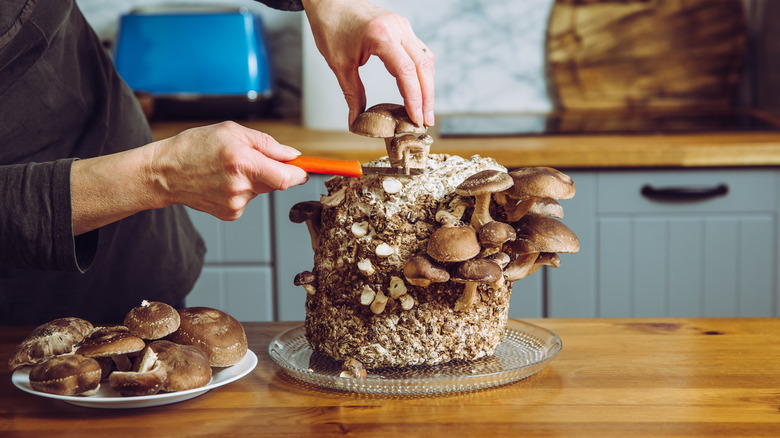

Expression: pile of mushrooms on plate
xmin=7 ymin=302 xmax=248 ymax=397
xmin=291 ymin=103 xmax=580 ymax=318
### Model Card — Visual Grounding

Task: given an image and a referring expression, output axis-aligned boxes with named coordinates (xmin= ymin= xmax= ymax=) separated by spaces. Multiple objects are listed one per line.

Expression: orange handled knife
xmin=286 ymin=156 xmax=424 ymax=178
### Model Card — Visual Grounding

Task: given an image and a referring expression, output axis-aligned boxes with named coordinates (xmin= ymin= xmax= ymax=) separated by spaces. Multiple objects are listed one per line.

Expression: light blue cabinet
xmin=185 ymin=195 xmax=275 ymax=321
xmin=547 ymin=169 xmax=779 ymax=318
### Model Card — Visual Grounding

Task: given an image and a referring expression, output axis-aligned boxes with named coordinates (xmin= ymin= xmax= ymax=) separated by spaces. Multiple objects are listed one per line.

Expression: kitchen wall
xmin=76 ymin=0 xmax=555 ymax=124
xmin=77 ymin=0 xmax=779 ymax=123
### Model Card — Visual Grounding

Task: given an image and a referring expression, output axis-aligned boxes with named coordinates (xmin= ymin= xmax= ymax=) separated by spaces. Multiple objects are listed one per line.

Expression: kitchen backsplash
xmin=77 ymin=0 xmax=777 ymax=124
xmin=76 ymin=0 xmax=555 ymax=121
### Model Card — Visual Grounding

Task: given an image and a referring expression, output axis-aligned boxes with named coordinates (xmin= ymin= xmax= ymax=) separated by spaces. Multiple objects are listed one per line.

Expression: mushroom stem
xmin=454 ymin=282 xmax=478 ymax=312
xmin=304 ymin=220 xmax=320 ymax=251
xmin=111 ymin=354 xmax=132 ymax=372
xmin=470 ymin=193 xmax=494 ymax=231
xmin=504 ymin=253 xmax=539 ymax=282
xmin=505 ymin=197 xmax=536 ymax=222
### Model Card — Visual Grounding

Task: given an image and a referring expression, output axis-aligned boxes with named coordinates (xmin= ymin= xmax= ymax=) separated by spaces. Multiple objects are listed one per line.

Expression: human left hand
xmin=302 ymin=0 xmax=435 ymax=128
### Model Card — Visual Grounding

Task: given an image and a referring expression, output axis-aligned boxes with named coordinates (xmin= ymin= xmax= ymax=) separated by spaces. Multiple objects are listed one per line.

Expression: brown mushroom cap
xmin=451 ymin=258 xmax=503 ymax=284
xmin=426 ymin=222 xmax=481 ymax=263
xmin=76 ymin=331 xmax=146 ymax=358
xmin=168 ymin=307 xmax=248 ymax=367
xmin=289 ymin=201 xmax=323 ymax=251
xmin=146 ymin=340 xmax=212 ymax=392
xmin=478 ymin=221 xmax=517 ymax=248
xmin=8 ymin=317 xmax=94 ymax=371
xmin=29 ymin=354 xmax=102 ymax=396
xmin=294 ymin=271 xmax=315 ymax=287
xmin=124 ymin=300 xmax=181 ymax=340
xmin=456 ymin=170 xmax=514 ymax=198
xmin=289 ymin=201 xmax=323 ymax=224
xmin=508 ymin=213 xmax=580 ymax=254
xmin=450 ymin=258 xmax=503 ymax=311
xmin=88 ymin=325 xmax=130 ymax=339
xmin=505 ymin=167 xmax=576 ymax=200
xmin=403 ymin=254 xmax=450 ymax=287
xmin=349 ymin=103 xmax=426 ymax=138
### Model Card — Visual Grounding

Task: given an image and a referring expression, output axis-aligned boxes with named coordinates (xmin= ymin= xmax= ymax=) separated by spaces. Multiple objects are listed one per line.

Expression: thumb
xmin=334 ymin=67 xmax=367 ymax=127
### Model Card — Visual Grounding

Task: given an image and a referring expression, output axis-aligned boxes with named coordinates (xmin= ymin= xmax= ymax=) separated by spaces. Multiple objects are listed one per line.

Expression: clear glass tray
xmin=268 ymin=319 xmax=561 ymax=395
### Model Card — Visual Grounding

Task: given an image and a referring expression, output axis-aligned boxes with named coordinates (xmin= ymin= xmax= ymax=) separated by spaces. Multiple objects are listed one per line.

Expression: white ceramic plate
xmin=11 ymin=350 xmax=257 ymax=409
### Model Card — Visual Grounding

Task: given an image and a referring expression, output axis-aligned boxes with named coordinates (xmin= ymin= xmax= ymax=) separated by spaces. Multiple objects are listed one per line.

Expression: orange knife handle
xmin=285 ymin=156 xmax=363 ymax=178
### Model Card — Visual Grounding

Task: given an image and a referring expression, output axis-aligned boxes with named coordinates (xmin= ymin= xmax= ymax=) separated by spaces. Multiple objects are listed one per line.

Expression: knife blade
xmin=285 ymin=156 xmax=425 ymax=178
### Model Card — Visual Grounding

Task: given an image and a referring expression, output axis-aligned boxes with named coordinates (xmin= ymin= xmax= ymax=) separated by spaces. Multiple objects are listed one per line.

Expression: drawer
xmin=597 ymin=169 xmax=777 ymax=214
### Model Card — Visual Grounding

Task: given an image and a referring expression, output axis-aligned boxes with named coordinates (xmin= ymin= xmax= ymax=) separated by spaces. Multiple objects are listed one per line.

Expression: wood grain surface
xmin=150 ymin=116 xmax=780 ymax=170
xmin=3 ymin=318 xmax=780 ymax=437
xmin=546 ymin=0 xmax=747 ymax=110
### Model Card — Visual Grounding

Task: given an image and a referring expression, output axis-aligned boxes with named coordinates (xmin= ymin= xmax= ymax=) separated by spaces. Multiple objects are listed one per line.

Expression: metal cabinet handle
xmin=640 ymin=184 xmax=729 ymax=201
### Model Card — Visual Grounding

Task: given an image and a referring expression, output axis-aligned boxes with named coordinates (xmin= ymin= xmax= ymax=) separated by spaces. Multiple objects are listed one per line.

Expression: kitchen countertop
xmin=150 ymin=114 xmax=780 ymax=169
xmin=3 ymin=318 xmax=780 ymax=437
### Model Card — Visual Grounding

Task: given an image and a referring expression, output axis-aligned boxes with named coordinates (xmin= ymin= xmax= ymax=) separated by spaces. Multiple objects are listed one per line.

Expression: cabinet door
xmin=188 ymin=266 xmax=275 ymax=322
xmin=548 ymin=169 xmax=778 ymax=318
xmin=184 ymin=196 xmax=274 ymax=322
xmin=546 ymin=172 xmax=599 ymax=317
xmin=272 ymin=175 xmax=328 ymax=321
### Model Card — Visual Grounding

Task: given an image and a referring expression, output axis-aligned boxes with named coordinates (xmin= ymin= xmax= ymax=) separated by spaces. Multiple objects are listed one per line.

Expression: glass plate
xmin=268 ymin=319 xmax=561 ymax=395
xmin=11 ymin=350 xmax=257 ymax=409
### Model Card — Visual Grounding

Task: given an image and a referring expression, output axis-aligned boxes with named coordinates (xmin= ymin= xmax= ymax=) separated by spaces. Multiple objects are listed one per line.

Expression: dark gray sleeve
xmin=0 ymin=158 xmax=97 ymax=273
xmin=255 ymin=0 xmax=304 ymax=11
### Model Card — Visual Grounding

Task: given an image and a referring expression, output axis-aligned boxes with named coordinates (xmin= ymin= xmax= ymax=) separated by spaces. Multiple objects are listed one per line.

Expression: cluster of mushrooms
xmin=291 ymin=103 xmax=579 ymax=314
xmin=408 ymin=166 xmax=580 ymax=311
xmin=8 ymin=302 xmax=247 ymax=397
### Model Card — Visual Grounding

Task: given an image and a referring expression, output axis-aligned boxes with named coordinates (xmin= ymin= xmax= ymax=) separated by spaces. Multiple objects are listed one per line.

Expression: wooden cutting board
xmin=545 ymin=0 xmax=747 ymax=111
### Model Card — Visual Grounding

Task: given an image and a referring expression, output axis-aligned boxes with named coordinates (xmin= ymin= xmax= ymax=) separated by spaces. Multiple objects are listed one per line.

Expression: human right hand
xmin=148 ymin=122 xmax=309 ymax=221
xmin=71 ymin=122 xmax=308 ymax=235
xmin=302 ymin=0 xmax=435 ymax=128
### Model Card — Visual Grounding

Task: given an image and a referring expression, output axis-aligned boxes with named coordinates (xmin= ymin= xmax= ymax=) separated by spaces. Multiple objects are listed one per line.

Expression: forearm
xmin=70 ymin=145 xmax=166 ymax=236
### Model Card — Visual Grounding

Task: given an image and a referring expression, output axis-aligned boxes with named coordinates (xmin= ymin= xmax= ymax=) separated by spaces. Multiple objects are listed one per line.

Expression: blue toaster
xmin=114 ymin=6 xmax=274 ymax=119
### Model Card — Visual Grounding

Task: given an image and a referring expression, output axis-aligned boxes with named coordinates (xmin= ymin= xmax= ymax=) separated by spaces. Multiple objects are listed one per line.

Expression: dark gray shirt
xmin=0 ymin=0 xmax=301 ymax=325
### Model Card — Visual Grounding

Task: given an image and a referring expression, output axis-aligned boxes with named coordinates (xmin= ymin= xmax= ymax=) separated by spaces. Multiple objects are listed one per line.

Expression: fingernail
xmin=415 ymin=109 xmax=425 ymax=127
xmin=426 ymin=111 xmax=435 ymax=127
xmin=285 ymin=145 xmax=302 ymax=156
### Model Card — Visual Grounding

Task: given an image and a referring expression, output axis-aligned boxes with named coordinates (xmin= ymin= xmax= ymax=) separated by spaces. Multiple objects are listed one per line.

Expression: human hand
xmin=149 ymin=122 xmax=308 ymax=220
xmin=302 ymin=0 xmax=435 ymax=128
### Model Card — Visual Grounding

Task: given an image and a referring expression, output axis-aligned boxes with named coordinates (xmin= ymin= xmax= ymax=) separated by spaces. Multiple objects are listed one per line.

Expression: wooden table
xmin=3 ymin=318 xmax=780 ymax=437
